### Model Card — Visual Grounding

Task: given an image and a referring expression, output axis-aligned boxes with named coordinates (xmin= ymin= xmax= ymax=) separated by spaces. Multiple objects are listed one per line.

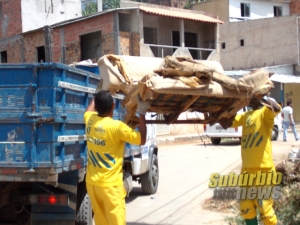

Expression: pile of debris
xmin=97 ymin=54 xmax=274 ymax=128
xmin=275 ymin=149 xmax=300 ymax=185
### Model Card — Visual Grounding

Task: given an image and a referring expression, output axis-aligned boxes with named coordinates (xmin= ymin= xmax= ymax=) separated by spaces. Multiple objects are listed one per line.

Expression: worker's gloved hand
xmin=136 ymin=96 xmax=150 ymax=115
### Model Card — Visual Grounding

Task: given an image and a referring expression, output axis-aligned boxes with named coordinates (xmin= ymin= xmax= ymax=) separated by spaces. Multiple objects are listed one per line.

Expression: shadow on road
xmin=126 ymin=187 xmax=154 ymax=204
xmin=127 ymin=223 xmax=165 ymax=225
xmin=195 ymin=139 xmax=241 ymax=147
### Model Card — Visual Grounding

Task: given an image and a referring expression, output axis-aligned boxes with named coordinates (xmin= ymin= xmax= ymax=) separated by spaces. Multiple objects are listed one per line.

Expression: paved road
xmin=126 ymin=133 xmax=298 ymax=225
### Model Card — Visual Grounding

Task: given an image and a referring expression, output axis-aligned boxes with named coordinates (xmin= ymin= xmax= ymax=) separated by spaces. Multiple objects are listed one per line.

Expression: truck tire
xmin=141 ymin=154 xmax=159 ymax=194
xmin=272 ymin=126 xmax=279 ymax=141
xmin=76 ymin=181 xmax=93 ymax=225
xmin=211 ymin=137 xmax=221 ymax=145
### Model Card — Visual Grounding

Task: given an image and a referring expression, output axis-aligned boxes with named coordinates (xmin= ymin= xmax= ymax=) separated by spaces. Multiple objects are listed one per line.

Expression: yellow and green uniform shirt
xmin=232 ymin=106 xmax=279 ymax=168
xmin=84 ymin=112 xmax=141 ymax=187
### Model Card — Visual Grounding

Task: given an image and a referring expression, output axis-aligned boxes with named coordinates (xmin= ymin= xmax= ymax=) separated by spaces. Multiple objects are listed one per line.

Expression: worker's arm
xmin=86 ymin=97 xmax=96 ymax=112
xmin=138 ymin=115 xmax=147 ymax=145
xmin=262 ymin=96 xmax=281 ymax=112
xmin=136 ymin=97 xmax=150 ymax=146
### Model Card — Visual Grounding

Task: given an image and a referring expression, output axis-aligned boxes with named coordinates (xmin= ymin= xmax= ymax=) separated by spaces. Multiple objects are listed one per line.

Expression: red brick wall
xmin=2 ymin=13 xmax=119 ymax=64
xmin=0 ymin=0 xmax=22 ymax=38
xmin=56 ymin=13 xmax=115 ymax=64
xmin=290 ymin=1 xmax=300 ymax=15
xmin=23 ymin=31 xmax=44 ymax=62
xmin=131 ymin=32 xmax=140 ymax=56
xmin=120 ymin=32 xmax=130 ymax=55
xmin=119 ymin=32 xmax=140 ymax=56
xmin=0 ymin=36 xmax=23 ymax=62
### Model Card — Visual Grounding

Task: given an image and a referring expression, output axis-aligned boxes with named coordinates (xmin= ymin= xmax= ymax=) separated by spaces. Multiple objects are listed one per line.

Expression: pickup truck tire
xmin=211 ymin=138 xmax=221 ymax=145
xmin=141 ymin=154 xmax=159 ymax=194
xmin=272 ymin=126 xmax=279 ymax=141
xmin=76 ymin=181 xmax=93 ymax=225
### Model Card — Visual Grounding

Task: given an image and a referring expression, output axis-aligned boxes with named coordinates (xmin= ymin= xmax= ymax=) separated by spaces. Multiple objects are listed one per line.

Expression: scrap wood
xmin=97 ymin=54 xmax=275 ymax=128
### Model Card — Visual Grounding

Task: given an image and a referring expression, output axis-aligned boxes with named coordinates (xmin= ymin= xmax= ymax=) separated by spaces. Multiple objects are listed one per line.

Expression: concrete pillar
xmin=97 ymin=0 xmax=102 ymax=12
xmin=139 ymin=11 xmax=144 ymax=44
xmin=180 ymin=19 xmax=185 ymax=47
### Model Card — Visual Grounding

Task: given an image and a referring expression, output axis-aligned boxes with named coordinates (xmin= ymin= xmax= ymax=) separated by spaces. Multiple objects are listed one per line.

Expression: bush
xmin=273 ymin=183 xmax=300 ymax=225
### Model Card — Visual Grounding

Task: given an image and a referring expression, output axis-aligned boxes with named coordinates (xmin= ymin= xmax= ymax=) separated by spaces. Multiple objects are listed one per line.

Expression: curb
xmin=156 ymin=134 xmax=209 ymax=145
xmin=155 ymin=129 xmax=300 ymax=145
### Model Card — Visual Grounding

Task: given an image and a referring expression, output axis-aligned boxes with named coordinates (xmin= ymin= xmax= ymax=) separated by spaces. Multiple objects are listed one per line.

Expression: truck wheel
xmin=272 ymin=126 xmax=279 ymax=141
xmin=211 ymin=138 xmax=221 ymax=145
xmin=76 ymin=181 xmax=93 ymax=225
xmin=141 ymin=154 xmax=159 ymax=194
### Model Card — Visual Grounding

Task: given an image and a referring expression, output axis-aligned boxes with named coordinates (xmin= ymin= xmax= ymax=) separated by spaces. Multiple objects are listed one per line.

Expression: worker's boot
xmin=245 ymin=218 xmax=258 ymax=225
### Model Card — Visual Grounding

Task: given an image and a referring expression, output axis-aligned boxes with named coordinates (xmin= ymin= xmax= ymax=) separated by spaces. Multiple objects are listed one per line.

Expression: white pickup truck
xmin=204 ymin=107 xmax=281 ymax=145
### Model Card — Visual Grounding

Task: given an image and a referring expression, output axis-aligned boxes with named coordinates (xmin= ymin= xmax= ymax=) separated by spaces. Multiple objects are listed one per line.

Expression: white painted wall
xmin=21 ymin=0 xmax=82 ymax=32
xmin=229 ymin=0 xmax=290 ymax=21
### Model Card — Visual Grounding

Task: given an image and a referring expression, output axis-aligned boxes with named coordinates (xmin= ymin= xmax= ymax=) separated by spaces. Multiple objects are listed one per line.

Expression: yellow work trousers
xmin=239 ymin=168 xmax=278 ymax=225
xmin=86 ymin=183 xmax=126 ymax=225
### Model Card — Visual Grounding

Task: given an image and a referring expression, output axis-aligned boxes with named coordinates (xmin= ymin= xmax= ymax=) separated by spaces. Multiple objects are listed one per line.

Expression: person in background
xmin=84 ymin=91 xmax=150 ymax=225
xmin=230 ymin=95 xmax=281 ymax=225
xmin=281 ymin=101 xmax=299 ymax=141
xmin=277 ymin=102 xmax=283 ymax=132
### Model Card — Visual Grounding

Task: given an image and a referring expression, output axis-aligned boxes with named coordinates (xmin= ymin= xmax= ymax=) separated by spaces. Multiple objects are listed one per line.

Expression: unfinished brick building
xmin=0 ymin=0 xmax=223 ymax=64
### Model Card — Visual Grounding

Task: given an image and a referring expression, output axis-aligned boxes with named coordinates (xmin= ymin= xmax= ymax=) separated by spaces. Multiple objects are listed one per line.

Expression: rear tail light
xmin=48 ymin=195 xmax=57 ymax=205
xmin=29 ymin=194 xmax=69 ymax=206
xmin=203 ymin=124 xmax=206 ymax=132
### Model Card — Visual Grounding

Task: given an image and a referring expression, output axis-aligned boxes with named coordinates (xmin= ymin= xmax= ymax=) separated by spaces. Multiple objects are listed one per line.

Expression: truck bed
xmin=0 ymin=63 xmax=99 ymax=181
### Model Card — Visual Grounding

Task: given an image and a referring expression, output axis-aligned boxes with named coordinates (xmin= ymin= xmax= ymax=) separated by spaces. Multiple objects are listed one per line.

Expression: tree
xmin=82 ymin=1 xmax=98 ymax=16
xmin=103 ymin=0 xmax=120 ymax=10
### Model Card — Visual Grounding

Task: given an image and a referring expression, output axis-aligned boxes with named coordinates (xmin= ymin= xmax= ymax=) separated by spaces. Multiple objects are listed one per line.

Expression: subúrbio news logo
xmin=208 ymin=171 xmax=283 ymax=200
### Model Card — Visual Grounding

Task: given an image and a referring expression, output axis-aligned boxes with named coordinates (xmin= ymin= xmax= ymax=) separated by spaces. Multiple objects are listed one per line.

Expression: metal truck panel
xmin=0 ymin=63 xmax=99 ymax=123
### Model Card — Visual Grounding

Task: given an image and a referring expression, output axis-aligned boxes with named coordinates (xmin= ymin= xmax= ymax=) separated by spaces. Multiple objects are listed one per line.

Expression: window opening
xmin=0 ymin=51 xmax=7 ymax=63
xmin=80 ymin=31 xmax=102 ymax=61
xmin=37 ymin=46 xmax=46 ymax=62
xmin=172 ymin=31 xmax=198 ymax=59
xmin=240 ymin=39 xmax=244 ymax=46
xmin=144 ymin=27 xmax=158 ymax=57
xmin=241 ymin=3 xmax=250 ymax=17
xmin=274 ymin=6 xmax=282 ymax=17
xmin=221 ymin=43 xmax=226 ymax=49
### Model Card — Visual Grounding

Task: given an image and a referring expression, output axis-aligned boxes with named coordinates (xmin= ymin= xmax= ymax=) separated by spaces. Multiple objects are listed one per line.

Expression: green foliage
xmin=184 ymin=0 xmax=191 ymax=9
xmin=273 ymin=184 xmax=300 ymax=225
xmin=224 ymin=214 xmax=246 ymax=225
xmin=103 ymin=0 xmax=120 ymax=10
xmin=224 ymin=184 xmax=300 ymax=225
xmin=82 ymin=2 xmax=98 ymax=16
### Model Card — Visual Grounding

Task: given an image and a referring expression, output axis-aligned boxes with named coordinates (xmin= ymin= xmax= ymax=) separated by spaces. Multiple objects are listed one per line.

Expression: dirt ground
xmin=199 ymin=134 xmax=299 ymax=225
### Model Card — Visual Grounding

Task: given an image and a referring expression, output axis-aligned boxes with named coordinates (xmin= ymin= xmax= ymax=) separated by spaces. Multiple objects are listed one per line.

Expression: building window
xmin=274 ymin=6 xmax=282 ymax=17
xmin=241 ymin=3 xmax=250 ymax=17
xmin=144 ymin=27 xmax=158 ymax=57
xmin=0 ymin=51 xmax=7 ymax=63
xmin=172 ymin=31 xmax=198 ymax=59
xmin=80 ymin=31 xmax=102 ymax=61
xmin=221 ymin=43 xmax=226 ymax=49
xmin=37 ymin=46 xmax=45 ymax=62
xmin=240 ymin=39 xmax=244 ymax=46
xmin=119 ymin=13 xmax=130 ymax=32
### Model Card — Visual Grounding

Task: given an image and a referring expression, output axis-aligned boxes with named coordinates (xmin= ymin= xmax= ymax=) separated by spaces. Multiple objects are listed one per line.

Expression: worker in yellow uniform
xmin=84 ymin=91 xmax=149 ymax=225
xmin=231 ymin=96 xmax=281 ymax=225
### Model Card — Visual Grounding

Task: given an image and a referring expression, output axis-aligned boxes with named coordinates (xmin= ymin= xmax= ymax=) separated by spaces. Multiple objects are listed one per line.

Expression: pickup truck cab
xmin=204 ymin=107 xmax=281 ymax=145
